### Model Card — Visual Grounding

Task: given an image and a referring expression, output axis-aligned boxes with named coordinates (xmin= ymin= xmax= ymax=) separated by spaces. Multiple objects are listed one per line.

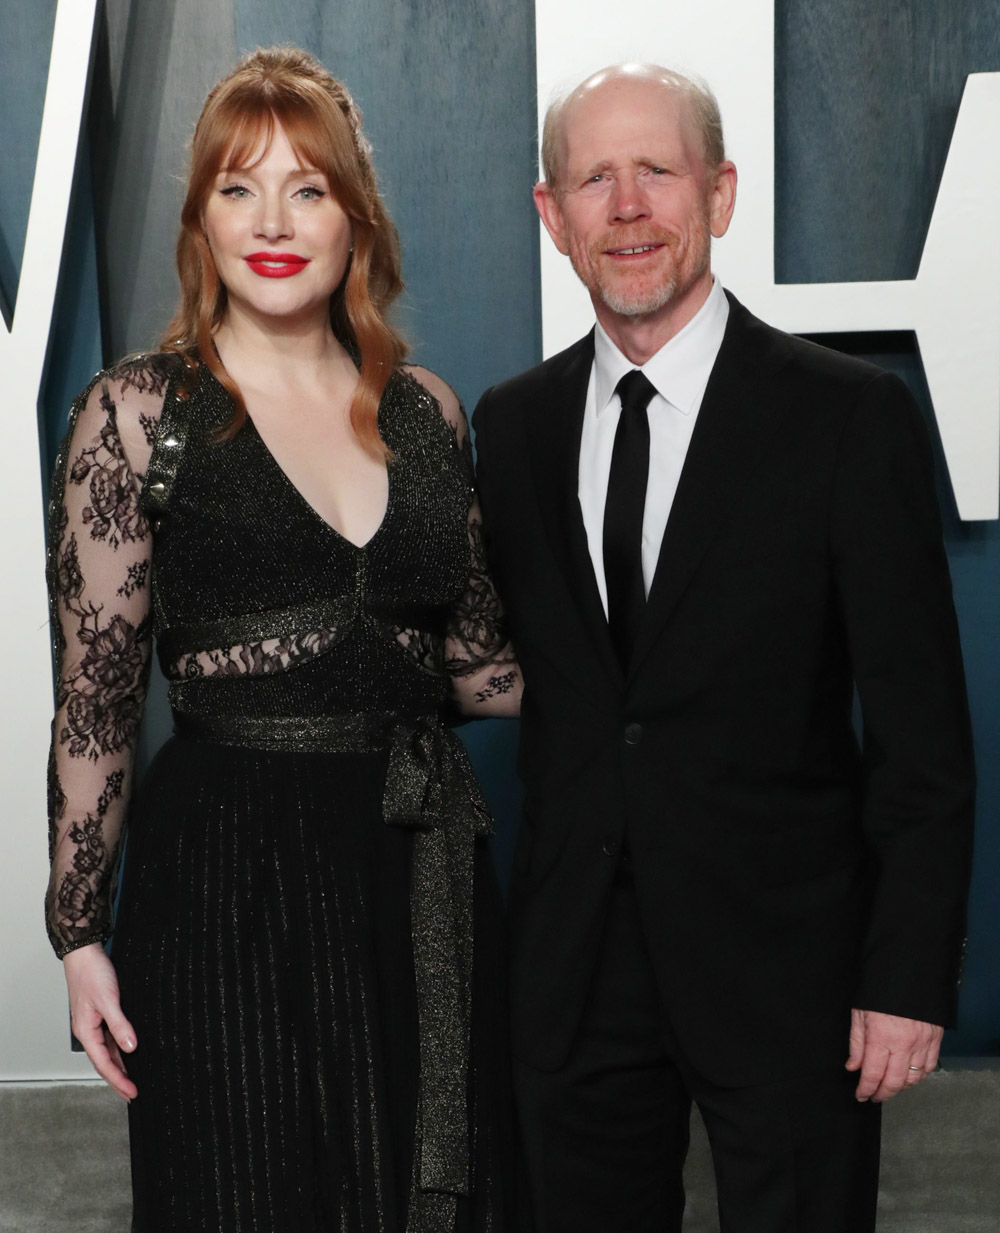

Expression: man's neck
xmin=593 ymin=272 xmax=714 ymax=366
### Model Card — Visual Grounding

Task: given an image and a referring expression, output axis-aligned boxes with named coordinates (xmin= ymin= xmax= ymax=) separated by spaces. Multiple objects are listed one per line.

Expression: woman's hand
xmin=62 ymin=943 xmax=138 ymax=1100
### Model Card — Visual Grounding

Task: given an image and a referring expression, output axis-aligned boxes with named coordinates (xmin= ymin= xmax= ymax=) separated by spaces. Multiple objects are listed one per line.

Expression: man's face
xmin=535 ymin=75 xmax=735 ymax=332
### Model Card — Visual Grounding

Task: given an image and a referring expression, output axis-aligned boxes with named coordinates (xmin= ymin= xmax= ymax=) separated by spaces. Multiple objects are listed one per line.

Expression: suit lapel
xmin=525 ymin=333 xmax=623 ymax=687
xmin=629 ymin=296 xmax=791 ymax=678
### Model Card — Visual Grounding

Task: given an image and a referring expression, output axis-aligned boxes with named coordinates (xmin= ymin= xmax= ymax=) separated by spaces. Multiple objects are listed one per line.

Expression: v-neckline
xmin=246 ymin=413 xmax=392 ymax=553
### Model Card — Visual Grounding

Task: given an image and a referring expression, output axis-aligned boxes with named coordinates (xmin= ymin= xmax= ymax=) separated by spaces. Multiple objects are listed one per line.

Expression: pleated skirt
xmin=113 ymin=734 xmax=513 ymax=1233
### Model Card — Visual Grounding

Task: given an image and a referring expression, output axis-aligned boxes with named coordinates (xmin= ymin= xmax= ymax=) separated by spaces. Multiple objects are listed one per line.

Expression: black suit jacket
xmin=473 ymin=293 xmax=975 ymax=1087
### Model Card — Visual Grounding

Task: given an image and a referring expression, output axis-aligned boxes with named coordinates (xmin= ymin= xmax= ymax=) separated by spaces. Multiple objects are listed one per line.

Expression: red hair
xmin=161 ymin=46 xmax=407 ymax=457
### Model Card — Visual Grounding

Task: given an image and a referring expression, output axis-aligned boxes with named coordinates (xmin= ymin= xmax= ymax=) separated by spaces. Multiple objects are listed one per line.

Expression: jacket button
xmin=624 ymin=722 xmax=643 ymax=745
xmin=602 ymin=837 xmax=619 ymax=857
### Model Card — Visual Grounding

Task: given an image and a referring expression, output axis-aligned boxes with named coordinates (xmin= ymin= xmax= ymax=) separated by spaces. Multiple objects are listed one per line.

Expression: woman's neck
xmin=212 ymin=305 xmax=355 ymax=391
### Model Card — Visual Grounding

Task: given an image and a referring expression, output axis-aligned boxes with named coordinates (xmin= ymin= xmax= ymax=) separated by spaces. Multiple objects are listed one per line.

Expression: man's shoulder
xmin=725 ymin=291 xmax=895 ymax=394
xmin=475 ymin=332 xmax=594 ymax=419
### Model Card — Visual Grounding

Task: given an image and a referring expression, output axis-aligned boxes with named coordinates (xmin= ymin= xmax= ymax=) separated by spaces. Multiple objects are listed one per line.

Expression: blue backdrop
xmin=2 ymin=0 xmax=997 ymax=1054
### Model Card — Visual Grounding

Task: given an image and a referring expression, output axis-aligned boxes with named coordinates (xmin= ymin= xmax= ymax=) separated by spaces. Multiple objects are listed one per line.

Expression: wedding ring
xmin=907 ymin=1065 xmax=923 ymax=1071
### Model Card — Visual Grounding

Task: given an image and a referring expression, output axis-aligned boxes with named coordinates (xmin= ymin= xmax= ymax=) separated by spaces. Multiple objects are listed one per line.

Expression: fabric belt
xmin=172 ymin=708 xmax=492 ymax=1224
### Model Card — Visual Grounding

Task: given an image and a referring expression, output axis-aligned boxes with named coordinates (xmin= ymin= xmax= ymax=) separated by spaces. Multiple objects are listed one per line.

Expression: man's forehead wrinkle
xmin=577 ymin=157 xmax=615 ymax=178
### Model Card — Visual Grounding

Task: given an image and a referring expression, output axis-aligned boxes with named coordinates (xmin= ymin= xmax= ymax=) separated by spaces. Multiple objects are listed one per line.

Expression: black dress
xmin=45 ymin=354 xmax=518 ymax=1232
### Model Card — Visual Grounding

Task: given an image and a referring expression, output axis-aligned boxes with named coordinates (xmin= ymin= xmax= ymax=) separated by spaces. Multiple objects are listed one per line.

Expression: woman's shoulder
xmin=68 ymin=352 xmax=186 ymax=477
xmin=102 ymin=351 xmax=184 ymax=400
xmin=74 ymin=351 xmax=183 ymax=414
xmin=400 ymin=364 xmax=467 ymax=440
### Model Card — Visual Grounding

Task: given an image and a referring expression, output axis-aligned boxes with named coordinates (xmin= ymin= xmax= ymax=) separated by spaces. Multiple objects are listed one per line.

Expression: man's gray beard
xmin=568 ymin=250 xmax=680 ymax=318
xmin=571 ymin=222 xmax=713 ymax=319
xmin=594 ymin=271 xmax=678 ymax=318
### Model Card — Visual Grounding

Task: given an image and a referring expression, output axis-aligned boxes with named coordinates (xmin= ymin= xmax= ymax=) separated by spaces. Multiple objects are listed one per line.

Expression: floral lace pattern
xmin=430 ymin=380 xmax=518 ymax=698
xmin=54 ymin=404 xmax=152 ymax=761
xmin=69 ymin=395 xmax=147 ymax=548
xmin=46 ymin=361 xmax=163 ymax=955
xmin=445 ymin=517 xmax=515 ymax=680
xmin=46 ymin=763 xmax=125 ymax=950
xmin=58 ymin=612 xmax=151 ymax=759
xmin=393 ymin=626 xmax=445 ymax=675
xmin=172 ymin=629 xmax=344 ymax=680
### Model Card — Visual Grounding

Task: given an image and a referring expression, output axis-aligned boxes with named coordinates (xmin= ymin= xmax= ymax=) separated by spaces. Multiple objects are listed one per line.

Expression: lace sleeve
xmin=405 ymin=366 xmax=522 ymax=717
xmin=45 ymin=358 xmax=169 ymax=957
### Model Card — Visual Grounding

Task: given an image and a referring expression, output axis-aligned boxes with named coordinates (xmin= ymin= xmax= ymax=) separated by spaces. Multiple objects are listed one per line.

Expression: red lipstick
xmin=244 ymin=252 xmax=310 ymax=278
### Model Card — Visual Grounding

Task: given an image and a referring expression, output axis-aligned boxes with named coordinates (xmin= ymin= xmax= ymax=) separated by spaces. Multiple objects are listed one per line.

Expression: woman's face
xmin=203 ymin=121 xmax=352 ymax=332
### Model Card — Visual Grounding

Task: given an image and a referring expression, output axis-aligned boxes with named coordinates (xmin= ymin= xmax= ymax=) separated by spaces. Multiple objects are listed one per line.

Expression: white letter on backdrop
xmin=0 ymin=0 xmax=100 ymax=1079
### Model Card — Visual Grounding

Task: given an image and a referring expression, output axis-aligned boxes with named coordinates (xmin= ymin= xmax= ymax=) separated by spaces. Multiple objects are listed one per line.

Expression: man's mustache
xmin=594 ymin=227 xmax=675 ymax=255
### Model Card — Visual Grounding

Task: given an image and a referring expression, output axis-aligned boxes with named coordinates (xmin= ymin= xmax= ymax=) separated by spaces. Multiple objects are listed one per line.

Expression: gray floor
xmin=1 ymin=1065 xmax=997 ymax=1232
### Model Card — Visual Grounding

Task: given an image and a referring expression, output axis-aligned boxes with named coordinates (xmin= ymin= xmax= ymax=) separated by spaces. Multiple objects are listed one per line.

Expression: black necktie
xmin=603 ymin=370 xmax=656 ymax=669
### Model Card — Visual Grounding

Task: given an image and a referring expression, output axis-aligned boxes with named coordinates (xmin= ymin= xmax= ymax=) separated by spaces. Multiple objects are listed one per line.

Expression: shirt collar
xmin=593 ymin=277 xmax=730 ymax=418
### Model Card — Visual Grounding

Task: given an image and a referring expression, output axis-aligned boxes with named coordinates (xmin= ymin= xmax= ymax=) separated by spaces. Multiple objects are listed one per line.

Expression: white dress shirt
xmin=578 ymin=277 xmax=730 ymax=615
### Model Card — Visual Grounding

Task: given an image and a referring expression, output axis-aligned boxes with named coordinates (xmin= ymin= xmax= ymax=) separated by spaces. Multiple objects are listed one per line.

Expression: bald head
xmin=541 ymin=64 xmax=725 ymax=192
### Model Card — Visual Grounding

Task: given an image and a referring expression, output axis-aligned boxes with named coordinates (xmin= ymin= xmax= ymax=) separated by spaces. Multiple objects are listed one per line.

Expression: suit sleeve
xmin=830 ymin=370 xmax=975 ymax=1026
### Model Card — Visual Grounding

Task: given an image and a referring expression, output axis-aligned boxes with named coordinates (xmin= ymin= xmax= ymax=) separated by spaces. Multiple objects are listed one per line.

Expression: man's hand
xmin=846 ymin=1008 xmax=942 ymax=1102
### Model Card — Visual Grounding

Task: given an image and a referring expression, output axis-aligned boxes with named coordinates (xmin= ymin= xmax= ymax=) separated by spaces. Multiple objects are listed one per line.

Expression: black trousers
xmin=514 ymin=875 xmax=881 ymax=1233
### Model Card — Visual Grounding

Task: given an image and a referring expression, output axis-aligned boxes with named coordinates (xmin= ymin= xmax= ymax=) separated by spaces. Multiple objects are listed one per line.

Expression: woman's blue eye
xmin=220 ymin=184 xmax=250 ymax=198
xmin=296 ymin=186 xmax=325 ymax=201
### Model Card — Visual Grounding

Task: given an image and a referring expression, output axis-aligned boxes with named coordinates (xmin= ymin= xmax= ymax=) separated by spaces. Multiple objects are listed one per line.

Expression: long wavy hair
xmin=161 ymin=46 xmax=407 ymax=457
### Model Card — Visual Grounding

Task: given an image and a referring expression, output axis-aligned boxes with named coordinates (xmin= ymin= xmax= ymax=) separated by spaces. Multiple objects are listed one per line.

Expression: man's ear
xmin=533 ymin=181 xmax=570 ymax=256
xmin=709 ymin=161 xmax=738 ymax=239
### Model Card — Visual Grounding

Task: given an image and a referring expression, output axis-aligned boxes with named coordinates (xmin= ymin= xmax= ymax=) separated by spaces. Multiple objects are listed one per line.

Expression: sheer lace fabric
xmin=45 ymin=355 xmax=513 ymax=958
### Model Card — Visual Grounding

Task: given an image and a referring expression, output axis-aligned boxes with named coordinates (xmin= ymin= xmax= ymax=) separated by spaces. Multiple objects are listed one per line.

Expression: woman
xmin=45 ymin=46 xmax=520 ymax=1232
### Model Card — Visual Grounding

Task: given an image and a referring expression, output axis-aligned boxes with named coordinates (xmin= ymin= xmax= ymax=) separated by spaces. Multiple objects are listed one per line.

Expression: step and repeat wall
xmin=1 ymin=0 xmax=997 ymax=1078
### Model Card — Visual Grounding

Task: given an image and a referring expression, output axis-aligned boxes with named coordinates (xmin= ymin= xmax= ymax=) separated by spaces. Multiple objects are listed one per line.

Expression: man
xmin=472 ymin=64 xmax=975 ymax=1233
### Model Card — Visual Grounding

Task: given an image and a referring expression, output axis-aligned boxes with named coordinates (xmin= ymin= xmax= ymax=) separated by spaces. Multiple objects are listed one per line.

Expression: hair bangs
xmin=204 ymin=88 xmax=367 ymax=222
xmin=214 ymin=105 xmax=278 ymax=174
xmin=273 ymin=102 xmax=369 ymax=219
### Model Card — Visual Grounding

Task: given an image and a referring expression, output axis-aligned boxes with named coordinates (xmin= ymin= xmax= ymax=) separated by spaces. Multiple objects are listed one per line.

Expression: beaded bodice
xmin=45 ymin=353 xmax=513 ymax=957
xmin=151 ymin=356 xmax=477 ymax=720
